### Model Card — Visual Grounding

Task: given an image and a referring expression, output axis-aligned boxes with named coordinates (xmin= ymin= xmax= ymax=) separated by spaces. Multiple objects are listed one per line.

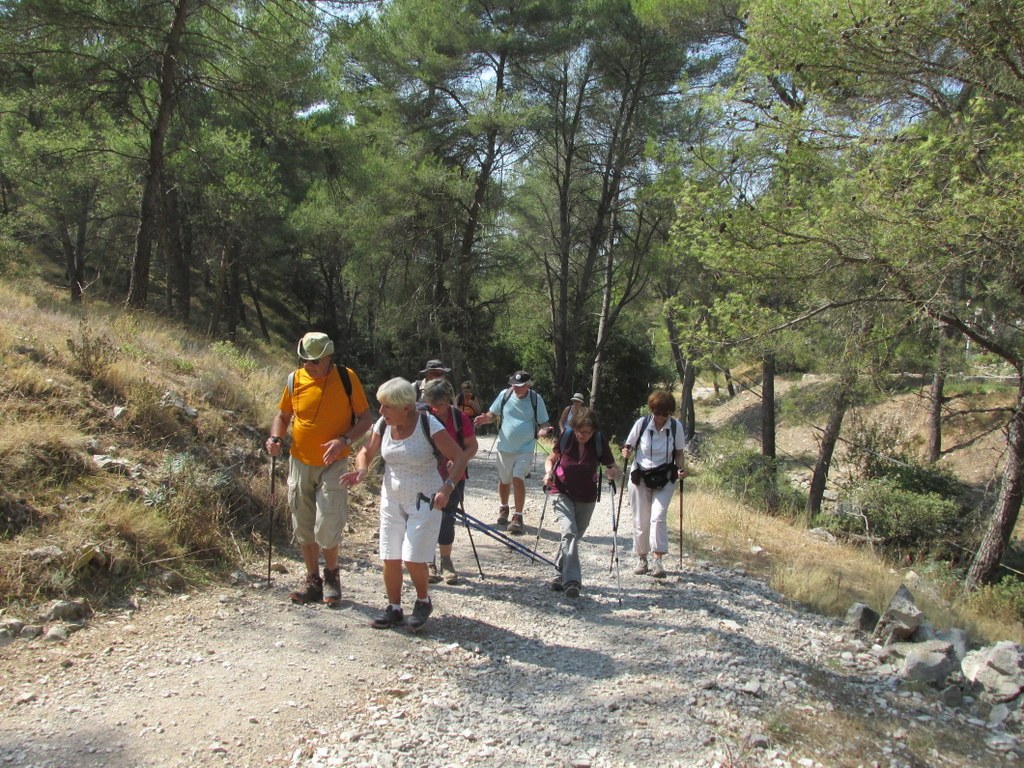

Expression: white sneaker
xmin=633 ymin=556 xmax=648 ymax=575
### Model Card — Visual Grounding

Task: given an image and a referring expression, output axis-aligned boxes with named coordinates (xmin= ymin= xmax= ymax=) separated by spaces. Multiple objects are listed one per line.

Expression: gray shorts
xmin=288 ymin=456 xmax=348 ymax=549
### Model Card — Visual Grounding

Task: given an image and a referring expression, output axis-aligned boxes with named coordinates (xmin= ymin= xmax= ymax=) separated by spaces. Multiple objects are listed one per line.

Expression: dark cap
xmin=420 ymin=359 xmax=451 ymax=375
xmin=508 ymin=370 xmax=531 ymax=385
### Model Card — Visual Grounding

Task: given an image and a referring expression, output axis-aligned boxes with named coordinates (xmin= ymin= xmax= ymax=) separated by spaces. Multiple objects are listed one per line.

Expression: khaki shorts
xmin=496 ymin=450 xmax=533 ymax=484
xmin=288 ymin=457 xmax=348 ymax=549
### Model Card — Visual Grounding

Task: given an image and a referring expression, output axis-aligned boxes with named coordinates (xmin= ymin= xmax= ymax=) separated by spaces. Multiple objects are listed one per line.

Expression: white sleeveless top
xmin=377 ymin=414 xmax=444 ymax=503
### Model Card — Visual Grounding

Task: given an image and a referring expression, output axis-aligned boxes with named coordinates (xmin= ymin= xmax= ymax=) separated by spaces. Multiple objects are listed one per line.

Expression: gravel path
xmin=0 ymin=448 xmax=1012 ymax=768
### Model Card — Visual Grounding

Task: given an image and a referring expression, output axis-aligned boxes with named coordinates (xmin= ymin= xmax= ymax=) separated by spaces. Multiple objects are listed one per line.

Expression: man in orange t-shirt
xmin=265 ymin=332 xmax=373 ymax=606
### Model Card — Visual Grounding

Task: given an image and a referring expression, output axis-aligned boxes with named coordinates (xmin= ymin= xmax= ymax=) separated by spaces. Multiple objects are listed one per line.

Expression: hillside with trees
xmin=2 ymin=0 xmax=1024 ymax=601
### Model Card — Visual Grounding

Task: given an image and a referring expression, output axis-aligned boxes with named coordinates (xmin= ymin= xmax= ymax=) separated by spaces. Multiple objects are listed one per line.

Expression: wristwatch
xmin=269 ymin=436 xmax=282 ymax=444
xmin=341 ymin=435 xmax=352 ymax=446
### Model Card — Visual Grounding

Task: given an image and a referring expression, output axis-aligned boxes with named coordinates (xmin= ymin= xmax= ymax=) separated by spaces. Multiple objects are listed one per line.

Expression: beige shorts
xmin=496 ymin=450 xmax=533 ymax=484
xmin=287 ymin=456 xmax=348 ymax=549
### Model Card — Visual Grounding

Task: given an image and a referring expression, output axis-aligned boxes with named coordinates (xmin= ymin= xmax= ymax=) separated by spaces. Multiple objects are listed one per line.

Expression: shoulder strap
xmin=558 ymin=426 xmax=573 ymax=453
xmin=499 ymin=387 xmax=513 ymax=415
xmin=420 ymin=412 xmax=440 ymax=458
xmin=376 ymin=418 xmax=387 ymax=436
xmin=336 ymin=364 xmax=355 ymax=427
xmin=451 ymin=408 xmax=465 ymax=449
xmin=287 ymin=370 xmax=296 ymax=396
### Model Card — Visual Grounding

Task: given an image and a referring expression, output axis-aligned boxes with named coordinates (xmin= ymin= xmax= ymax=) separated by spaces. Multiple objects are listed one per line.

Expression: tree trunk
xmin=807 ymin=372 xmax=856 ymax=520
xmin=762 ymin=352 xmax=778 ymax=512
xmin=125 ymin=0 xmax=190 ymax=310
xmin=58 ymin=218 xmax=83 ymax=303
xmin=245 ymin=266 xmax=270 ymax=341
xmin=207 ymin=240 xmax=229 ymax=337
xmin=965 ymin=378 xmax=1024 ymax=590
xmin=681 ymin=362 xmax=697 ymax=440
xmin=927 ymin=371 xmax=945 ymax=463
xmin=762 ymin=352 xmax=776 ymax=461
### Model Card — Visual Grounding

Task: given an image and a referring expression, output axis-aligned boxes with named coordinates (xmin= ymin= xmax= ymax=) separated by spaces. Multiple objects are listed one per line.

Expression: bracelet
xmin=443 ymin=479 xmax=455 ymax=489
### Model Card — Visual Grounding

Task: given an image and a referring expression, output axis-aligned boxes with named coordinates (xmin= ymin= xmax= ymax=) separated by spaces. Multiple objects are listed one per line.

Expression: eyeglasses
xmin=575 ymin=429 xmax=595 ymax=438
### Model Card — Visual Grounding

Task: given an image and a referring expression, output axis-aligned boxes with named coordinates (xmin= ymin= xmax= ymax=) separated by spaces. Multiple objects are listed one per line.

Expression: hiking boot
xmin=289 ymin=572 xmax=323 ymax=604
xmin=548 ymin=576 xmax=564 ymax=592
xmin=322 ymin=567 xmax=342 ymax=606
xmin=439 ymin=556 xmax=458 ymax=585
xmin=496 ymin=505 xmax=510 ymax=527
xmin=428 ymin=561 xmax=443 ymax=584
xmin=407 ymin=598 xmax=433 ymax=633
xmin=651 ymin=558 xmax=666 ymax=578
xmin=564 ymin=582 xmax=581 ymax=599
xmin=507 ymin=514 xmax=524 ymax=535
xmin=633 ymin=556 xmax=649 ymax=575
xmin=370 ymin=605 xmax=405 ymax=629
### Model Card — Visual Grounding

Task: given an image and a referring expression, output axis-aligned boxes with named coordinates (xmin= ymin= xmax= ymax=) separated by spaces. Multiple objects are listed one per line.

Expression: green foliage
xmin=817 ymin=479 xmax=962 ymax=553
xmin=699 ymin=427 xmax=806 ymax=515
xmin=210 ymin=340 xmax=259 ymax=378
xmin=841 ymin=415 xmax=963 ymax=498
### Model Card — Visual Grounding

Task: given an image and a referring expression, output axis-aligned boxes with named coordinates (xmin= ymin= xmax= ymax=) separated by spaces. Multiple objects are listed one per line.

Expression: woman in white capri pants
xmin=621 ymin=390 xmax=688 ymax=579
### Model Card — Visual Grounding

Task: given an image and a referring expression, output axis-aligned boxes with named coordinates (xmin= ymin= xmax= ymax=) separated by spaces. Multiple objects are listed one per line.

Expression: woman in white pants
xmin=621 ymin=390 xmax=687 ymax=578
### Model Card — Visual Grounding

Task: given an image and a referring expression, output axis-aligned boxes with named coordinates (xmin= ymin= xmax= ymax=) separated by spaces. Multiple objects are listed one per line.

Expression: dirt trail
xmin=0 ymin=446 xmax=1012 ymax=768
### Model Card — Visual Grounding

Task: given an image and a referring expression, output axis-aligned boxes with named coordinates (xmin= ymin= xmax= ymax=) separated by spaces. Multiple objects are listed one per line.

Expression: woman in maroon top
xmin=542 ymin=406 xmax=619 ymax=599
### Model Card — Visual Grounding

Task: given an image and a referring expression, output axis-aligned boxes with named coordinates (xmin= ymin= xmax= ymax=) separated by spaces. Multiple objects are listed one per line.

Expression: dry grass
xmin=0 ymin=280 xmax=286 ymax=611
xmin=677 ymin=484 xmax=1024 ymax=645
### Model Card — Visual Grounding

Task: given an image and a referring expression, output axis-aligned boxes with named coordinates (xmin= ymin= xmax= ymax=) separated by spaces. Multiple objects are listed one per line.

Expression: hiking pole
xmin=611 ymin=453 xmax=629 ymax=572
xmin=609 ymin=478 xmax=621 ymax=605
xmin=678 ymin=455 xmax=686 ymax=570
xmin=267 ymin=455 xmax=276 ymax=587
xmin=533 ymin=482 xmax=551 ymax=560
xmin=454 ymin=508 xmax=557 ymax=568
xmin=461 ymin=500 xmax=485 ymax=578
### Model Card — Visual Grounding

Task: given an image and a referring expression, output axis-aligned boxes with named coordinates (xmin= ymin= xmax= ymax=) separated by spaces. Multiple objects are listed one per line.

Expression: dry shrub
xmin=96 ymin=366 xmax=185 ymax=442
xmin=98 ymin=499 xmax=180 ymax=563
xmin=4 ymin=362 xmax=73 ymax=399
xmin=66 ymin=318 xmax=119 ymax=378
xmin=0 ymin=419 xmax=91 ymax=489
xmin=198 ymin=363 xmax=261 ymax=421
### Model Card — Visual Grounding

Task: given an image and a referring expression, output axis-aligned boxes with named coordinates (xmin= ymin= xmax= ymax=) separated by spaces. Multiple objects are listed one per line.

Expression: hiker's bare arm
xmin=340 ymin=431 xmax=382 ymax=487
xmin=349 ymin=408 xmax=374 ymax=442
xmin=265 ymin=411 xmax=292 ymax=456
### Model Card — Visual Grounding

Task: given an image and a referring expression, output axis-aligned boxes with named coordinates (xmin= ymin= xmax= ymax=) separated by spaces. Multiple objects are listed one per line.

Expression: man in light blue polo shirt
xmin=474 ymin=370 xmax=552 ymax=534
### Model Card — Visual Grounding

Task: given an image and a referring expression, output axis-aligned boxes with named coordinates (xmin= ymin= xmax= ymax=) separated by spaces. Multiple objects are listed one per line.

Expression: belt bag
xmin=631 ymin=462 xmax=677 ymax=489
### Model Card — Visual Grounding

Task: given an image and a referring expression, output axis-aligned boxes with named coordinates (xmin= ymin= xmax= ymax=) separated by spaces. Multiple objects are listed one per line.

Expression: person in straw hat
xmin=265 ymin=332 xmax=373 ymax=606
